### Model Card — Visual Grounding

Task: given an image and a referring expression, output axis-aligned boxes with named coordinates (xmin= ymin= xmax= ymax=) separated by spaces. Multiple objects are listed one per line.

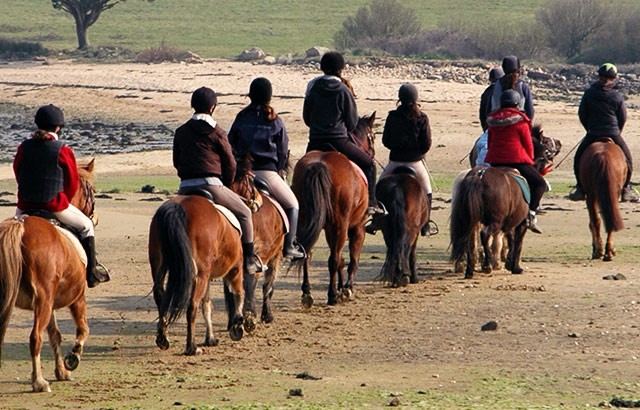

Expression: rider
xmin=366 ymin=83 xmax=433 ymax=236
xmin=479 ymin=66 xmax=504 ymax=131
xmin=13 ymin=104 xmax=110 ymax=288
xmin=228 ymin=77 xmax=305 ymax=260
xmin=485 ymin=90 xmax=546 ymax=234
xmin=487 ymin=55 xmax=534 ymax=122
xmin=303 ymin=51 xmax=384 ymax=216
xmin=173 ymin=87 xmax=258 ymax=274
xmin=568 ymin=63 xmax=638 ymax=202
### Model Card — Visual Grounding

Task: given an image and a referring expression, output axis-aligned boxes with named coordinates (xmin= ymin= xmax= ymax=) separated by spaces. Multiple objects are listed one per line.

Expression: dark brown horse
xmin=291 ymin=113 xmax=376 ymax=306
xmin=231 ymin=156 xmax=286 ymax=327
xmin=149 ymin=194 xmax=247 ymax=355
xmin=0 ymin=160 xmax=97 ymax=392
xmin=375 ymin=168 xmax=428 ymax=287
xmin=579 ymin=139 xmax=626 ymax=261
xmin=451 ymin=126 xmax=562 ymax=278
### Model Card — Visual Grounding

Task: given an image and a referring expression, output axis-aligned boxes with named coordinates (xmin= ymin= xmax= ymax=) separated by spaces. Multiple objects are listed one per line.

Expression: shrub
xmin=0 ymin=38 xmax=47 ymax=59
xmin=136 ymin=40 xmax=187 ymax=63
xmin=580 ymin=5 xmax=640 ymax=64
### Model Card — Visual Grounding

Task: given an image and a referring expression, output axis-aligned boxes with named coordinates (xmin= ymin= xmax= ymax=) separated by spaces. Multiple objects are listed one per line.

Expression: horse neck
xmin=71 ymin=172 xmax=95 ymax=218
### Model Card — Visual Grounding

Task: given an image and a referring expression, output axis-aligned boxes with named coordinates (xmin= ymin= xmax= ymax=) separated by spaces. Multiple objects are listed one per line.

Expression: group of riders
xmin=13 ymin=52 xmax=637 ymax=288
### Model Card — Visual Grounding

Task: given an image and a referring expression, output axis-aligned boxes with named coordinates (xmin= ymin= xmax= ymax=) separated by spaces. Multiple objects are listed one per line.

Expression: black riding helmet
xmin=34 ymin=104 xmax=64 ymax=131
xmin=500 ymin=89 xmax=521 ymax=108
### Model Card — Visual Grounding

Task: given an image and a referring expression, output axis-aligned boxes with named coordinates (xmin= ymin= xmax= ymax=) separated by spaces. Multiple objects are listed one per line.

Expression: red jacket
xmin=13 ymin=134 xmax=79 ymax=212
xmin=484 ymin=108 xmax=533 ymax=165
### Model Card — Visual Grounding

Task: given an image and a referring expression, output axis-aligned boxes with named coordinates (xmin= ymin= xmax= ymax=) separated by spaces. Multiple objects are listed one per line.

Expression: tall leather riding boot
xmin=242 ymin=242 xmax=258 ymax=275
xmin=421 ymin=193 xmax=433 ymax=236
xmin=365 ymin=166 xmax=384 ymax=215
xmin=81 ymin=236 xmax=110 ymax=288
xmin=283 ymin=208 xmax=305 ymax=259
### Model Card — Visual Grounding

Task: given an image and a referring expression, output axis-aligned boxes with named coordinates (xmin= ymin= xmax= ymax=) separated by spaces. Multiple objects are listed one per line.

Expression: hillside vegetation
xmin=0 ymin=0 xmax=554 ymax=58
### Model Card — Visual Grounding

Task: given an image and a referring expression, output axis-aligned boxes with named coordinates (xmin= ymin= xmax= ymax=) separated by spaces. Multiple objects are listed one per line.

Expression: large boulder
xmin=305 ymin=46 xmax=331 ymax=58
xmin=237 ymin=47 xmax=266 ymax=61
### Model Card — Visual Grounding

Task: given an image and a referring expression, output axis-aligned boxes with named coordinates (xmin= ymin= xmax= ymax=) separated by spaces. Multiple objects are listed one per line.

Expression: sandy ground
xmin=1 ymin=60 xmax=640 ymax=409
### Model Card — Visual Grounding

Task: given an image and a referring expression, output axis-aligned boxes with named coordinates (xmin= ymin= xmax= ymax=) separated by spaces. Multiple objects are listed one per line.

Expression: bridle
xmin=78 ymin=177 xmax=97 ymax=225
xmin=236 ymin=173 xmax=262 ymax=213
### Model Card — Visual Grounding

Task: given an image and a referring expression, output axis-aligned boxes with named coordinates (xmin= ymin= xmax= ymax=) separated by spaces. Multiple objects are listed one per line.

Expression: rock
xmin=262 ymin=56 xmax=276 ymax=64
xmin=389 ymin=397 xmax=400 ymax=406
xmin=305 ymin=46 xmax=331 ymax=58
xmin=603 ymin=273 xmax=627 ymax=280
xmin=288 ymin=388 xmax=303 ymax=397
xmin=237 ymin=47 xmax=265 ymax=61
xmin=481 ymin=320 xmax=498 ymax=331
xmin=527 ymin=70 xmax=553 ymax=81
xmin=277 ymin=54 xmax=293 ymax=64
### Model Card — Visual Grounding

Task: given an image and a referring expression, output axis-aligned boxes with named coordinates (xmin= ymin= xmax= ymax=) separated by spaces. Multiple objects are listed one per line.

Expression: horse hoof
xmin=301 ymin=293 xmax=314 ymax=309
xmin=511 ymin=267 xmax=524 ymax=274
xmin=63 ymin=353 xmax=80 ymax=371
xmin=603 ymin=255 xmax=613 ymax=262
xmin=229 ymin=323 xmax=244 ymax=341
xmin=342 ymin=288 xmax=353 ymax=301
xmin=261 ymin=308 xmax=274 ymax=324
xmin=32 ymin=379 xmax=51 ymax=393
xmin=203 ymin=337 xmax=219 ymax=347
xmin=156 ymin=334 xmax=170 ymax=350
xmin=244 ymin=315 xmax=257 ymax=333
xmin=398 ymin=275 xmax=410 ymax=287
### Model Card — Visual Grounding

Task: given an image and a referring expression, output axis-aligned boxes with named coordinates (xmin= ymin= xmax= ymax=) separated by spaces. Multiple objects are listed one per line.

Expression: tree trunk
xmin=75 ymin=18 xmax=89 ymax=49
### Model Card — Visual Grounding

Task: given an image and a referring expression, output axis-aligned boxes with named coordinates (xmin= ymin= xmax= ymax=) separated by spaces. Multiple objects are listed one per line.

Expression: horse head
xmin=73 ymin=158 xmax=98 ymax=226
xmin=351 ymin=111 xmax=376 ymax=157
xmin=532 ymin=125 xmax=561 ymax=175
xmin=231 ymin=154 xmax=262 ymax=212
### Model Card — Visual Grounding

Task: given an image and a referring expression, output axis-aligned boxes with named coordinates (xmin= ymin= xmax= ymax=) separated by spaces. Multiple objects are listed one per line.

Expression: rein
xmin=238 ymin=174 xmax=262 ymax=213
xmin=78 ymin=178 xmax=97 ymax=224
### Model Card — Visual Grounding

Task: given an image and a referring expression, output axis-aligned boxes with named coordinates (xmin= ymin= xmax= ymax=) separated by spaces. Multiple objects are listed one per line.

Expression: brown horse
xmin=149 ymin=194 xmax=247 ymax=355
xmin=0 ymin=160 xmax=97 ymax=393
xmin=375 ymin=168 xmax=428 ymax=287
xmin=231 ymin=157 xmax=286 ymax=326
xmin=291 ymin=113 xmax=376 ymax=306
xmin=451 ymin=126 xmax=562 ymax=278
xmin=579 ymin=139 xmax=626 ymax=261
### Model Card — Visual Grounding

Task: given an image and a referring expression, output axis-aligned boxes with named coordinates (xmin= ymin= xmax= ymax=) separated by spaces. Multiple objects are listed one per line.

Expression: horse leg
xmin=508 ymin=224 xmax=527 ymax=274
xmin=151 ymin=264 xmax=170 ymax=351
xmin=63 ymin=297 xmax=89 ymax=373
xmin=587 ymin=198 xmax=604 ymax=259
xmin=409 ymin=240 xmax=418 ymax=284
xmin=261 ymin=261 xmax=277 ymax=324
xmin=492 ymin=232 xmax=505 ymax=270
xmin=242 ymin=271 xmax=258 ymax=333
xmin=464 ymin=226 xmax=478 ymax=279
xmin=184 ymin=275 xmax=207 ymax=356
xmin=201 ymin=282 xmax=219 ymax=347
xmin=30 ymin=298 xmax=53 ymax=392
xmin=479 ymin=228 xmax=493 ymax=274
xmin=327 ymin=228 xmax=347 ymax=305
xmin=301 ymin=257 xmax=314 ymax=309
xmin=225 ymin=269 xmax=245 ymax=342
xmin=343 ymin=225 xmax=364 ymax=299
xmin=604 ymin=231 xmax=616 ymax=262
xmin=46 ymin=312 xmax=69 ymax=382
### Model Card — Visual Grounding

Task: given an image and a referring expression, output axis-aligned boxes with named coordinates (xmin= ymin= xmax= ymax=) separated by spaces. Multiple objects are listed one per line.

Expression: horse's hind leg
xmin=201 ymin=282 xmax=219 ymax=347
xmin=30 ymin=299 xmax=53 ymax=392
xmin=587 ymin=199 xmax=604 ymax=259
xmin=224 ymin=268 xmax=245 ymax=342
xmin=184 ymin=274 xmax=207 ymax=356
xmin=328 ymin=228 xmax=349 ymax=305
xmin=242 ymin=271 xmax=258 ymax=333
xmin=464 ymin=227 xmax=478 ymax=279
xmin=261 ymin=260 xmax=278 ymax=324
xmin=151 ymin=262 xmax=170 ymax=350
xmin=508 ymin=224 xmax=527 ymax=274
xmin=62 ymin=298 xmax=89 ymax=373
xmin=409 ymin=241 xmax=419 ymax=284
xmin=46 ymin=312 xmax=70 ymax=382
xmin=301 ymin=257 xmax=314 ymax=309
xmin=604 ymin=231 xmax=616 ymax=262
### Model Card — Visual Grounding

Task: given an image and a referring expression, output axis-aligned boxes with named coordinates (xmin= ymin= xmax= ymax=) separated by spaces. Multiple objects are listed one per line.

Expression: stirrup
xmin=622 ymin=186 xmax=640 ymax=203
xmin=285 ymin=242 xmax=306 ymax=260
xmin=421 ymin=220 xmax=439 ymax=236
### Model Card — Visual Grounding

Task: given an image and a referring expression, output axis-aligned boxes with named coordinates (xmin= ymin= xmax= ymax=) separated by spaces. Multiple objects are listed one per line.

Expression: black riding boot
xmin=242 ymin=242 xmax=258 ymax=275
xmin=81 ymin=236 xmax=110 ymax=288
xmin=365 ymin=166 xmax=384 ymax=215
xmin=283 ymin=208 xmax=305 ymax=259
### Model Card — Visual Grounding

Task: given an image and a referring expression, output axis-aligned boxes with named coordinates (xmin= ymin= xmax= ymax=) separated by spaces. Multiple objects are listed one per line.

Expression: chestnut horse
xmin=231 ymin=157 xmax=286 ymax=327
xmin=451 ymin=126 xmax=561 ymax=278
xmin=579 ymin=139 xmax=626 ymax=261
xmin=375 ymin=168 xmax=428 ymax=287
xmin=149 ymin=194 xmax=247 ymax=355
xmin=0 ymin=160 xmax=97 ymax=393
xmin=291 ymin=113 xmax=376 ymax=307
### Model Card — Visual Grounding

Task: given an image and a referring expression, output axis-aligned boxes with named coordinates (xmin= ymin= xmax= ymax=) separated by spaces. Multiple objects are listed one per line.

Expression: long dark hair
xmin=398 ymin=101 xmax=422 ymax=121
xmin=238 ymin=102 xmax=278 ymax=123
xmin=499 ymin=72 xmax=520 ymax=91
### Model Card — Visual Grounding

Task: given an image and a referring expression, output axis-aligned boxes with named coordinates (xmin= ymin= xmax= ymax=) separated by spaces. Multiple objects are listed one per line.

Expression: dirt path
xmin=1 ymin=60 xmax=640 ymax=409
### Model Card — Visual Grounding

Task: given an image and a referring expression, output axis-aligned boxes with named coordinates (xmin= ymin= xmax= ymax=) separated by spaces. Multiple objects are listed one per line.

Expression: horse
xmin=578 ymin=139 xmax=626 ymax=261
xmin=451 ymin=126 xmax=561 ymax=278
xmin=231 ymin=156 xmax=286 ymax=327
xmin=291 ymin=113 xmax=376 ymax=307
xmin=0 ymin=159 xmax=97 ymax=393
xmin=375 ymin=167 xmax=428 ymax=287
xmin=149 ymin=194 xmax=248 ymax=356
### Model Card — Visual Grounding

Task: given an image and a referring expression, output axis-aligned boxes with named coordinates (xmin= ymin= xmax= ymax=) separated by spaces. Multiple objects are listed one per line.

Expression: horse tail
xmin=296 ymin=161 xmax=333 ymax=255
xmin=378 ymin=179 xmax=410 ymax=283
xmin=0 ymin=218 xmax=25 ymax=366
xmin=449 ymin=175 xmax=483 ymax=263
xmin=152 ymin=202 xmax=194 ymax=325
xmin=595 ymin=155 xmax=624 ymax=232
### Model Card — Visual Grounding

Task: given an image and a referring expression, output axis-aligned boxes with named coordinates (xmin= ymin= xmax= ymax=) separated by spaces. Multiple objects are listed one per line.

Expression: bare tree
xmin=537 ymin=0 xmax=609 ymax=60
xmin=51 ymin=0 xmax=152 ymax=50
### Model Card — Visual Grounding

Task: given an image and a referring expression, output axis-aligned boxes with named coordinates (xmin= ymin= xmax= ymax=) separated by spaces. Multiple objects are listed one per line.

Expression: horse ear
xmin=86 ymin=158 xmax=95 ymax=173
xmin=369 ymin=111 xmax=376 ymax=126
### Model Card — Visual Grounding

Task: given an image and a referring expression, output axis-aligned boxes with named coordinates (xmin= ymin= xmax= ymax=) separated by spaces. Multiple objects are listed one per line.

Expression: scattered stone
xmin=389 ymin=397 xmax=400 ymax=407
xmin=305 ymin=46 xmax=331 ymax=58
xmin=568 ymin=332 xmax=580 ymax=338
xmin=277 ymin=54 xmax=293 ymax=64
xmin=263 ymin=56 xmax=276 ymax=64
xmin=140 ymin=196 xmax=165 ymax=202
xmin=140 ymin=185 xmax=156 ymax=193
xmin=603 ymin=273 xmax=627 ymax=280
xmin=295 ymin=371 xmax=322 ymax=380
xmin=288 ymin=388 xmax=303 ymax=397
xmin=237 ymin=47 xmax=265 ymax=61
xmin=610 ymin=397 xmax=640 ymax=408
xmin=481 ymin=320 xmax=498 ymax=331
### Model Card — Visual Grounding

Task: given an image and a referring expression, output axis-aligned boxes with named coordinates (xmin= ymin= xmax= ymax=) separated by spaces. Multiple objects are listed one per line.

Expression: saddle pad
xmin=263 ymin=195 xmax=290 ymax=233
xmin=213 ymin=203 xmax=242 ymax=233
xmin=505 ymin=172 xmax=531 ymax=205
xmin=55 ymin=226 xmax=87 ymax=267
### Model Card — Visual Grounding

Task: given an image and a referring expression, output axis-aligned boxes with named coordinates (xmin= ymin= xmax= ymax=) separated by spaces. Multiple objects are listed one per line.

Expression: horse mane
xmin=234 ymin=154 xmax=254 ymax=183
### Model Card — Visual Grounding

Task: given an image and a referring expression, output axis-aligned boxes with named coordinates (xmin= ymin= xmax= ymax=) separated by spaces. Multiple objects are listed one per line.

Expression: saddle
xmin=477 ymin=167 xmax=531 ymax=205
xmin=17 ymin=210 xmax=87 ymax=266
xmin=177 ymin=187 xmax=242 ymax=233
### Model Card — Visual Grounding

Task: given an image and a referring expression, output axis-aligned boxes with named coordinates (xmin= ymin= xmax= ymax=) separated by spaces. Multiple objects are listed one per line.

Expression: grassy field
xmin=0 ymin=0 xmax=558 ymax=58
